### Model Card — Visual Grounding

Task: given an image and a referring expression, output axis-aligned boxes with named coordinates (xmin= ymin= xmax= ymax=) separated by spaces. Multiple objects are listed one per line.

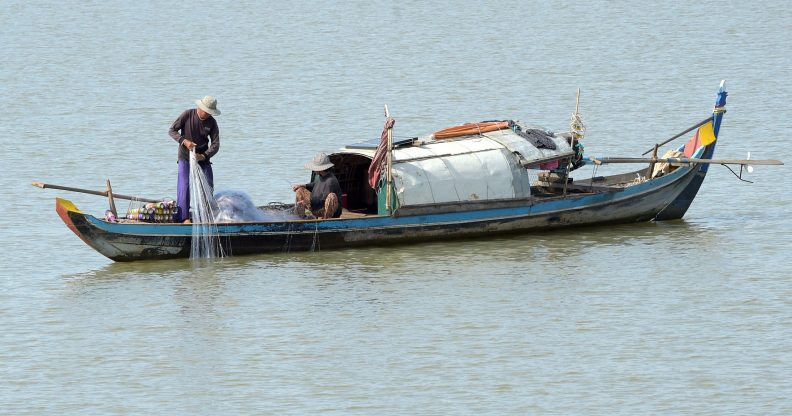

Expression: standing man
xmin=169 ymin=96 xmax=221 ymax=223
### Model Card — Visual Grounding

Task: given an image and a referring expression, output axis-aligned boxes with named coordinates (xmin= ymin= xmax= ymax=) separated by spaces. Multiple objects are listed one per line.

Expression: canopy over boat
xmin=335 ymin=121 xmax=575 ymax=211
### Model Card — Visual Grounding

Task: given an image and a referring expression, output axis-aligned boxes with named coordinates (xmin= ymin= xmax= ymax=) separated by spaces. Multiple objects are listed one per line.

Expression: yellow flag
xmin=699 ymin=121 xmax=716 ymax=146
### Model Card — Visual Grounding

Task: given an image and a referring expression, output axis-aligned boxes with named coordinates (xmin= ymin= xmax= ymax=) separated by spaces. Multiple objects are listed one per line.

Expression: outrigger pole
xmin=586 ymin=155 xmax=783 ymax=183
xmin=587 ymin=157 xmax=783 ymax=166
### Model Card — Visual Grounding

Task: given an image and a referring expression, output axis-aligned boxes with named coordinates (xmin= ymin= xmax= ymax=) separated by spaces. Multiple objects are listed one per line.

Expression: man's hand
xmin=195 ymin=153 xmax=206 ymax=161
xmin=182 ymin=138 xmax=195 ymax=150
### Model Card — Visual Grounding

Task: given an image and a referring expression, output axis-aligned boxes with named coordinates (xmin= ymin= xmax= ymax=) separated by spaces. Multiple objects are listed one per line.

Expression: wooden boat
xmin=48 ymin=81 xmax=782 ymax=261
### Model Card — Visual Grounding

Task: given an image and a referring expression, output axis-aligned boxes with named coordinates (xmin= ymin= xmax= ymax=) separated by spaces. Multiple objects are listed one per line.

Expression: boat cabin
xmin=320 ymin=120 xmax=579 ymax=216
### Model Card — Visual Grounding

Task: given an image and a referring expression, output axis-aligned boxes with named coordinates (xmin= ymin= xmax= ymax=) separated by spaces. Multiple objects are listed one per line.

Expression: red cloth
xmin=368 ymin=117 xmax=395 ymax=189
xmin=683 ymin=129 xmax=702 ymax=157
xmin=539 ymin=160 xmax=560 ymax=170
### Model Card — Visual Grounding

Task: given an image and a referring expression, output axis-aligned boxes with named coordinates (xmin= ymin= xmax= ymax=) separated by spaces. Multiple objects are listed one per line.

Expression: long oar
xmin=32 ymin=181 xmax=160 ymax=203
xmin=587 ymin=157 xmax=783 ymax=166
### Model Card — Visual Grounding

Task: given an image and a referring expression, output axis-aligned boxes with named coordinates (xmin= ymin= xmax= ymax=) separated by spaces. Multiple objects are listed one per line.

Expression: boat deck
xmin=339 ymin=209 xmax=372 ymax=219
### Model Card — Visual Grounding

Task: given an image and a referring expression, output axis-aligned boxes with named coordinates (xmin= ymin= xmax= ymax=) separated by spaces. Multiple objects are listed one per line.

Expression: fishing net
xmin=189 ymin=149 xmax=224 ymax=259
xmin=214 ymin=190 xmax=300 ymax=222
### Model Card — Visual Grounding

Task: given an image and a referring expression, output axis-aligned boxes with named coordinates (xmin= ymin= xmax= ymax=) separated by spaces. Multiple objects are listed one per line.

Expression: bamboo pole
xmin=32 ymin=181 xmax=160 ymax=203
xmin=106 ymin=179 xmax=118 ymax=217
xmin=563 ymin=88 xmax=582 ymax=196
xmin=587 ymin=157 xmax=783 ymax=166
xmin=648 ymin=144 xmax=659 ymax=178
xmin=641 ymin=117 xmax=712 ymax=156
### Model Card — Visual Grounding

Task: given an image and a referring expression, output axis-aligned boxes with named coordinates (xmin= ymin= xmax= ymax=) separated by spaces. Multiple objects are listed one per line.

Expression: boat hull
xmin=56 ymin=161 xmax=703 ymax=262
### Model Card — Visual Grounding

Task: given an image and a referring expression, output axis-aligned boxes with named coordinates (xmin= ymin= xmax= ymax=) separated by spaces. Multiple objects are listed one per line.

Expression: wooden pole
xmin=106 ymin=179 xmax=118 ymax=217
xmin=32 ymin=181 xmax=159 ymax=203
xmin=641 ymin=117 xmax=712 ymax=155
xmin=385 ymin=105 xmax=393 ymax=215
xmin=648 ymin=144 xmax=659 ymax=178
xmin=587 ymin=157 xmax=783 ymax=166
xmin=563 ymin=88 xmax=582 ymax=197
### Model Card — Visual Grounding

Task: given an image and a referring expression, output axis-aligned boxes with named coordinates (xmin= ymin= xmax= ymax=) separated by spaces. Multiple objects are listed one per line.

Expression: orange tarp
xmin=433 ymin=121 xmax=509 ymax=140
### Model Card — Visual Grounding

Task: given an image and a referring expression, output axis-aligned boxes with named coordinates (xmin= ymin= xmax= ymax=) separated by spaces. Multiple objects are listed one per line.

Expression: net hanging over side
xmin=189 ymin=149 xmax=225 ymax=259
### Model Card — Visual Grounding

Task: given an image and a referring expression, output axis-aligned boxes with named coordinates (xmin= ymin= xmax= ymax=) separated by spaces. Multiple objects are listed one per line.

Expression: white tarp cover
xmin=339 ymin=123 xmax=574 ymax=207
xmin=391 ymin=136 xmax=537 ymax=206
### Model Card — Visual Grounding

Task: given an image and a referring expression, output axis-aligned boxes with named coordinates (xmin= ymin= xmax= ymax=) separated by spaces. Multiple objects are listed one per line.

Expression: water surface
xmin=2 ymin=1 xmax=791 ymax=414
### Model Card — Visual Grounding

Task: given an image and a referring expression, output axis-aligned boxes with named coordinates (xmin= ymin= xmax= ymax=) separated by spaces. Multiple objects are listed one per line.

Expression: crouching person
xmin=292 ymin=153 xmax=343 ymax=219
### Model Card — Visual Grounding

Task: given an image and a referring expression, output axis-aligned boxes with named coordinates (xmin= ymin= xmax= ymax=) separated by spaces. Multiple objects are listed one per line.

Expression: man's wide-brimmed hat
xmin=195 ymin=96 xmax=221 ymax=116
xmin=305 ymin=152 xmax=334 ymax=171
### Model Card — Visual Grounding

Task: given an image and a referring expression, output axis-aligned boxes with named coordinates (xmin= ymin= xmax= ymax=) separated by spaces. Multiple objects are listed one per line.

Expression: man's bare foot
xmin=295 ymin=203 xmax=307 ymax=218
xmin=182 ymin=219 xmax=192 ymax=224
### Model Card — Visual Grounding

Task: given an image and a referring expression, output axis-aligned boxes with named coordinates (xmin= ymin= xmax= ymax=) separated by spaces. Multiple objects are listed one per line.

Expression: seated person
xmin=292 ymin=153 xmax=343 ymax=219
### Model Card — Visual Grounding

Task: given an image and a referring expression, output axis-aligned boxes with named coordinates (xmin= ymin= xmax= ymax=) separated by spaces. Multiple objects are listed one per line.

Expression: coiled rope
xmin=569 ymin=111 xmax=586 ymax=141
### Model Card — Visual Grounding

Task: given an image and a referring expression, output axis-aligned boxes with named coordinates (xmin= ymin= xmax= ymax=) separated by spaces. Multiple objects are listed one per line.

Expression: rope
xmin=569 ymin=112 xmax=586 ymax=141
xmin=589 ymin=164 xmax=599 ymax=192
xmin=563 ymin=111 xmax=587 ymax=189
xmin=722 ymin=164 xmax=753 ymax=183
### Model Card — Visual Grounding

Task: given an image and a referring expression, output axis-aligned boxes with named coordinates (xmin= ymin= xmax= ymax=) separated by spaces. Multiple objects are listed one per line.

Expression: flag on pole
xmin=683 ymin=121 xmax=716 ymax=157
xmin=368 ymin=117 xmax=395 ymax=189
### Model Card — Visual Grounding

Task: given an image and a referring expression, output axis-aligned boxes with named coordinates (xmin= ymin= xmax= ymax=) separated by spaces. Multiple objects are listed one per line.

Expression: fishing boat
xmin=41 ymin=81 xmax=782 ymax=261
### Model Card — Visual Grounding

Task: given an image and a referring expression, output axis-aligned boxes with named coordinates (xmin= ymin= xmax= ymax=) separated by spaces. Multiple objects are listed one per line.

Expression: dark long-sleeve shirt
xmin=306 ymin=172 xmax=343 ymax=218
xmin=169 ymin=109 xmax=220 ymax=162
